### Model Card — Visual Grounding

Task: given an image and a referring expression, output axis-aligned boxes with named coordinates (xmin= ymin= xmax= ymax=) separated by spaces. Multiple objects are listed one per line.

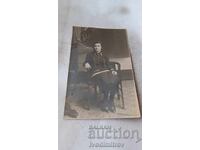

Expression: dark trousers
xmin=92 ymin=71 xmax=119 ymax=108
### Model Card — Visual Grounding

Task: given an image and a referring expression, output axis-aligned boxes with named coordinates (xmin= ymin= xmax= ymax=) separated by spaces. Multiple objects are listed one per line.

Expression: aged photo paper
xmin=59 ymin=0 xmax=142 ymax=149
xmin=64 ymin=26 xmax=141 ymax=119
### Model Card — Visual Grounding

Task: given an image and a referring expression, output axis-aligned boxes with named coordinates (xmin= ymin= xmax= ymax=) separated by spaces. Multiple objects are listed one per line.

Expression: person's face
xmin=94 ymin=43 xmax=102 ymax=53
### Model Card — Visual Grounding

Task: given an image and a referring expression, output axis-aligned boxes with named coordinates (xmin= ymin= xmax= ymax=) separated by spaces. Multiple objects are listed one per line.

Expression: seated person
xmin=84 ymin=42 xmax=119 ymax=112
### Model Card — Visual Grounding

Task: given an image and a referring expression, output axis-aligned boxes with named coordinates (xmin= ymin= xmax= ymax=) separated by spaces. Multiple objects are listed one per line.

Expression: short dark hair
xmin=93 ymin=41 xmax=102 ymax=45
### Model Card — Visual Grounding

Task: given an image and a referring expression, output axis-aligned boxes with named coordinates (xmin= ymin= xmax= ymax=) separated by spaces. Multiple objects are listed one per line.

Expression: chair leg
xmin=94 ymin=85 xmax=98 ymax=99
xmin=117 ymin=87 xmax=120 ymax=100
xmin=120 ymin=82 xmax=125 ymax=109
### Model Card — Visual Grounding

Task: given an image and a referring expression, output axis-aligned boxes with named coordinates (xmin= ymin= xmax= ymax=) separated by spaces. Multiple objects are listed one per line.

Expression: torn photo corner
xmin=64 ymin=26 xmax=141 ymax=119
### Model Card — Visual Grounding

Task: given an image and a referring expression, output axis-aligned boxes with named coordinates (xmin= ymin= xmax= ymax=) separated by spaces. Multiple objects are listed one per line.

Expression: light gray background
xmin=58 ymin=0 xmax=142 ymax=149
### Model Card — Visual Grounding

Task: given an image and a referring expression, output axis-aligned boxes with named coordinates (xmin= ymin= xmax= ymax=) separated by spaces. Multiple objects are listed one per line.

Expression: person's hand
xmin=85 ymin=62 xmax=91 ymax=70
xmin=112 ymin=70 xmax=117 ymax=75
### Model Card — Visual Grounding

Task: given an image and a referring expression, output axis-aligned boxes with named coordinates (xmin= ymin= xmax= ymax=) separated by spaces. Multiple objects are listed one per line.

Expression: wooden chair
xmin=108 ymin=62 xmax=125 ymax=109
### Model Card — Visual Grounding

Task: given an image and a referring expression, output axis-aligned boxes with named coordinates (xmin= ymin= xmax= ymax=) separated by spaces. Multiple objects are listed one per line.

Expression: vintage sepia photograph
xmin=64 ymin=26 xmax=140 ymax=119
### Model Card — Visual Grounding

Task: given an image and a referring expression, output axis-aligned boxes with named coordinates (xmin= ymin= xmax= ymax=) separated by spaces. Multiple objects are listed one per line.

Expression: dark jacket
xmin=84 ymin=51 xmax=111 ymax=73
xmin=84 ymin=51 xmax=119 ymax=96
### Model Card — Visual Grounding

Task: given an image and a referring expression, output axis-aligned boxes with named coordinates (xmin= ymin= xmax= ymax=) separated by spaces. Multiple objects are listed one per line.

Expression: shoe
xmin=83 ymin=103 xmax=90 ymax=110
xmin=109 ymin=106 xmax=116 ymax=113
xmin=101 ymin=106 xmax=109 ymax=112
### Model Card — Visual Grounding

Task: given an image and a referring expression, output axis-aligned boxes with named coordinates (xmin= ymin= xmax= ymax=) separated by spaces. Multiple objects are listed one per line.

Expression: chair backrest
xmin=109 ymin=61 xmax=121 ymax=71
